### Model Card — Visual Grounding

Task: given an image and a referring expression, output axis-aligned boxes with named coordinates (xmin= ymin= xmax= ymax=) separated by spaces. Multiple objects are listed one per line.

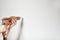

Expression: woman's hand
xmin=9 ymin=18 xmax=17 ymax=28
xmin=0 ymin=25 xmax=7 ymax=33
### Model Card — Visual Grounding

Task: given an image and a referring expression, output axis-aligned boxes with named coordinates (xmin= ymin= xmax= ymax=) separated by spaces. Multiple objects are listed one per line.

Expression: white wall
xmin=0 ymin=0 xmax=60 ymax=40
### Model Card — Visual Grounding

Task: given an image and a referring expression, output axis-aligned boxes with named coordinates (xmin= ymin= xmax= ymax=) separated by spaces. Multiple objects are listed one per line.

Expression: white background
xmin=0 ymin=0 xmax=60 ymax=40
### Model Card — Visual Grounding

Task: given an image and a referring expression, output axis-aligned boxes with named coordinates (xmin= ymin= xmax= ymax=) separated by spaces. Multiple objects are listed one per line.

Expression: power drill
xmin=1 ymin=16 xmax=20 ymax=40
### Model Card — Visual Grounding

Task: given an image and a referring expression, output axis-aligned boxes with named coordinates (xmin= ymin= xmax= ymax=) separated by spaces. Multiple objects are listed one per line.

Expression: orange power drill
xmin=2 ymin=16 xmax=20 ymax=40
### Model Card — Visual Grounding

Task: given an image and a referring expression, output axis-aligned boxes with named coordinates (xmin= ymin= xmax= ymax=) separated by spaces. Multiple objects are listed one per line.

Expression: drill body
xmin=1 ymin=16 xmax=20 ymax=40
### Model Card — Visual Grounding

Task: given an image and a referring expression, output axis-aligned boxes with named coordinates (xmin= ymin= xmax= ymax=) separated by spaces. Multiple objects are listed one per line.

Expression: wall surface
xmin=0 ymin=0 xmax=60 ymax=40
